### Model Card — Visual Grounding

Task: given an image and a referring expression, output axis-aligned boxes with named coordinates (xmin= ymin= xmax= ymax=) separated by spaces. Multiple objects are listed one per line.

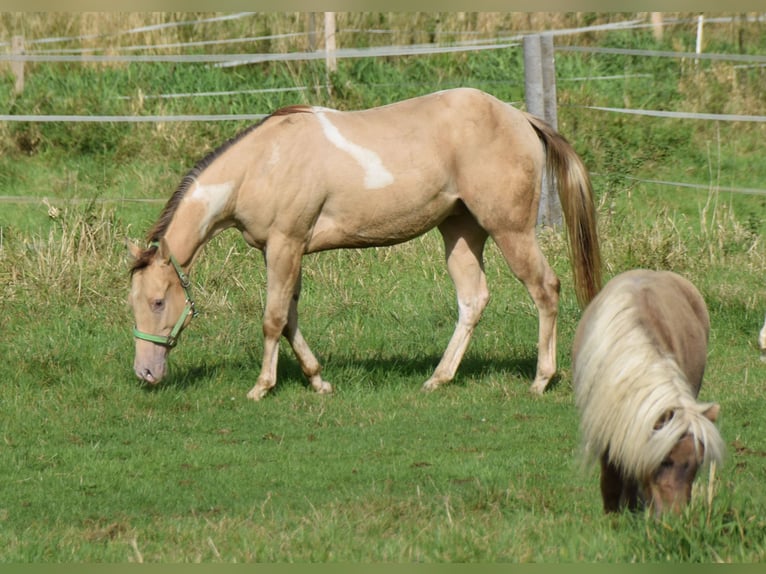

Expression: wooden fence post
xmin=12 ymin=35 xmax=25 ymax=95
xmin=651 ymin=12 xmax=664 ymax=40
xmin=324 ymin=12 xmax=337 ymax=97
xmin=523 ymin=34 xmax=544 ymax=117
xmin=324 ymin=12 xmax=337 ymax=73
xmin=695 ymin=14 xmax=705 ymax=63
xmin=308 ymin=13 xmax=317 ymax=52
xmin=541 ymin=34 xmax=558 ymax=131
xmin=524 ymin=33 xmax=561 ymax=227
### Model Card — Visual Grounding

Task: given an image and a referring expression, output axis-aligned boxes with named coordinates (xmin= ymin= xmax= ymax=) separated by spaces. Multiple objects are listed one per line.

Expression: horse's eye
xmin=151 ymin=299 xmax=165 ymax=312
xmin=660 ymin=459 xmax=673 ymax=469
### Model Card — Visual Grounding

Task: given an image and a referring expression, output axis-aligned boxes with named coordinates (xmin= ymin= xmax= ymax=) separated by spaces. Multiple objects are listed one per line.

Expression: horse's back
xmin=255 ymin=88 xmax=545 ymax=252
xmin=636 ymin=271 xmax=708 ymax=388
xmin=322 ymin=87 xmax=539 ymax=159
xmin=574 ymin=269 xmax=709 ymax=394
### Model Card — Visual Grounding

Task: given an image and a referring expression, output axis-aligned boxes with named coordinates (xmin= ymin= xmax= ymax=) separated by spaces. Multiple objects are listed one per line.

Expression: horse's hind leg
xmin=491 ymin=230 xmax=560 ymax=394
xmin=284 ymin=271 xmax=332 ymax=395
xmin=423 ymin=215 xmax=489 ymax=391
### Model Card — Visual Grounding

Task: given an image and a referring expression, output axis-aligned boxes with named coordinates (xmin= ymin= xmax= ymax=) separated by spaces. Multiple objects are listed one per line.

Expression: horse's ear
xmin=703 ymin=403 xmax=720 ymax=424
xmin=156 ymin=237 xmax=171 ymax=263
xmin=127 ymin=240 xmax=142 ymax=260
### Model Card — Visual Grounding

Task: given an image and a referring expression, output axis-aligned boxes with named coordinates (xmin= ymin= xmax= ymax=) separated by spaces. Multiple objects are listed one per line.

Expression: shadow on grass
xmin=143 ymin=350 xmax=546 ymax=395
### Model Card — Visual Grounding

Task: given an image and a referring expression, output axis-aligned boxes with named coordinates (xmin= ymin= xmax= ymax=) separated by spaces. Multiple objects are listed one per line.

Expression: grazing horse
xmin=572 ymin=269 xmax=724 ymax=515
xmin=128 ymin=87 xmax=601 ymax=400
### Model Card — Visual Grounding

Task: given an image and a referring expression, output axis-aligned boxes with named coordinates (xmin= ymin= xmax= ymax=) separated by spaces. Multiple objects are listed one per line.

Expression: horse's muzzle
xmin=135 ymin=367 xmax=162 ymax=384
xmin=134 ymin=341 xmax=168 ymax=384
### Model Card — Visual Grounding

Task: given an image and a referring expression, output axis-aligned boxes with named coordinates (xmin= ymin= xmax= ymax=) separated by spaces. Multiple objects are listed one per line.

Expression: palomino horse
xmin=128 ymin=88 xmax=601 ymax=400
xmin=572 ymin=269 xmax=725 ymax=515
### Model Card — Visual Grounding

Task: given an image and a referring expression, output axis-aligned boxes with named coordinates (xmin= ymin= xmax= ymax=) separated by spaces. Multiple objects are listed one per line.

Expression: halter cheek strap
xmin=132 ymin=243 xmax=198 ymax=348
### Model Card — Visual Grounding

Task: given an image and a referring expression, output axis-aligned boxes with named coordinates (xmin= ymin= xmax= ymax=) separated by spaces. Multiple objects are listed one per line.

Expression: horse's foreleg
xmin=283 ymin=272 xmax=332 ymax=395
xmin=493 ymin=232 xmax=560 ymax=394
xmin=423 ymin=217 xmax=489 ymax=391
xmin=247 ymin=240 xmax=304 ymax=401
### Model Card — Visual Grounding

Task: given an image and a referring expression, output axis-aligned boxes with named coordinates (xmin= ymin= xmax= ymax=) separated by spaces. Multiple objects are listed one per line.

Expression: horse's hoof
xmin=246 ymin=385 xmax=270 ymax=401
xmin=314 ymin=380 xmax=333 ymax=394
xmin=529 ymin=379 xmax=548 ymax=395
xmin=421 ymin=380 xmax=440 ymax=392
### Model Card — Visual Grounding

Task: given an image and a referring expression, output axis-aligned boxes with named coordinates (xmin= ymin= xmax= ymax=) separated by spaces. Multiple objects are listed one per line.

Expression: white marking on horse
xmin=189 ymin=181 xmax=235 ymax=237
xmin=314 ymin=109 xmax=394 ymax=190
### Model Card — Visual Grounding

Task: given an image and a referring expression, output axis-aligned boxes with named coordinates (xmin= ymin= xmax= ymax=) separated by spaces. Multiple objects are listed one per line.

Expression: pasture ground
xmin=1 ymin=12 xmax=766 ymax=562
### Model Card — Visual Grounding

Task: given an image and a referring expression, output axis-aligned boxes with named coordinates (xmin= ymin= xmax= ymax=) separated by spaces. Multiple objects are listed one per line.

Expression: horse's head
xmin=128 ymin=238 xmax=196 ymax=384
xmin=643 ymin=404 xmax=720 ymax=515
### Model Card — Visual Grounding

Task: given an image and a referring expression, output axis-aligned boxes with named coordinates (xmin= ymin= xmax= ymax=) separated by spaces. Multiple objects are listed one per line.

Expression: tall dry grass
xmin=4 ymin=12 xmax=753 ymax=54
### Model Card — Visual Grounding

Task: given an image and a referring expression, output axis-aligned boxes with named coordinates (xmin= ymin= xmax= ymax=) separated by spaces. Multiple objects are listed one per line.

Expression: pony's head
xmin=128 ymin=238 xmax=196 ymax=384
xmin=641 ymin=403 xmax=721 ymax=515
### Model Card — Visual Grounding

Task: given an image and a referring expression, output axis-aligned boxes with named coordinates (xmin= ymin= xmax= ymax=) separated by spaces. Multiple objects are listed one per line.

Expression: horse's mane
xmin=573 ymin=289 xmax=725 ymax=479
xmin=130 ymin=105 xmax=312 ymax=276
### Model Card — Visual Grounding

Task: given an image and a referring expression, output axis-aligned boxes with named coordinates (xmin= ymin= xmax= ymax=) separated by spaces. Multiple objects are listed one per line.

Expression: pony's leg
xmin=422 ymin=215 xmax=489 ymax=391
xmin=600 ymin=453 xmax=624 ymax=513
xmin=491 ymin=231 xmax=560 ymax=394
xmin=283 ymin=271 xmax=332 ymax=395
xmin=622 ymin=479 xmax=640 ymax=512
xmin=247 ymin=239 xmax=305 ymax=401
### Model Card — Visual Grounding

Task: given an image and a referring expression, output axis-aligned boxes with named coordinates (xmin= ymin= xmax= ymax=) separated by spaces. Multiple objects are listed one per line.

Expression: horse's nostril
xmin=136 ymin=368 xmax=156 ymax=384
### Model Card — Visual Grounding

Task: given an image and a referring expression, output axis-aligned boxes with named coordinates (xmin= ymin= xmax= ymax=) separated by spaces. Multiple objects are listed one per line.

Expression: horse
xmin=128 ymin=87 xmax=601 ymax=400
xmin=759 ymin=314 xmax=766 ymax=360
xmin=572 ymin=269 xmax=725 ymax=515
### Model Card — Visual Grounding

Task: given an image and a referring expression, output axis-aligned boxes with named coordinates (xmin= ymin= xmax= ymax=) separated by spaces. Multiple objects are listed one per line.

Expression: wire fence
xmin=2 ymin=13 xmax=765 ymax=200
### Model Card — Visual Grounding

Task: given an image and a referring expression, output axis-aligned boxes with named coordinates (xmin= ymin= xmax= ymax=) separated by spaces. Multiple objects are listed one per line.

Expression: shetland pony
xmin=128 ymin=88 xmax=601 ymax=400
xmin=572 ymin=269 xmax=724 ymax=515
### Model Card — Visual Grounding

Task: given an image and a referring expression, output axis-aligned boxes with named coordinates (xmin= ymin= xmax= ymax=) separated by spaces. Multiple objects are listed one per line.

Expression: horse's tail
xmin=524 ymin=112 xmax=602 ymax=308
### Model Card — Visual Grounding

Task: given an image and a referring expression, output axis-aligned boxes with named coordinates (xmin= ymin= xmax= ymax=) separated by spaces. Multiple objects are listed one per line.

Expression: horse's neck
xmin=163 ymin=182 xmax=236 ymax=267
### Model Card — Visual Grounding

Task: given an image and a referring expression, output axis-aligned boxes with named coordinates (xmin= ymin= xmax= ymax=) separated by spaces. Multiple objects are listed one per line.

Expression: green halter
xmin=132 ymin=242 xmax=198 ymax=348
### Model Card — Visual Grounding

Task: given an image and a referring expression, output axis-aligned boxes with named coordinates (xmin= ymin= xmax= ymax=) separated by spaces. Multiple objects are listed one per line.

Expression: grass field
xmin=1 ymin=13 xmax=766 ymax=562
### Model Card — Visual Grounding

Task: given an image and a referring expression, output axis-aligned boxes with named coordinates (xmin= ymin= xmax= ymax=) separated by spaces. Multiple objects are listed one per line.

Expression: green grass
xmin=1 ymin=12 xmax=766 ymax=563
xmin=2 ymin=198 xmax=765 ymax=562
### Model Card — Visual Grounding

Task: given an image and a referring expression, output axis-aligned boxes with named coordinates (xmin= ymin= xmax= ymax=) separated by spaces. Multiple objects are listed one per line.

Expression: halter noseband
xmin=132 ymin=242 xmax=198 ymax=348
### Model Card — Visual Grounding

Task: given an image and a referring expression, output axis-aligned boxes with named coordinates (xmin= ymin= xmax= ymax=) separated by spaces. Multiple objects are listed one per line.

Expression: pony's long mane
xmin=129 ymin=105 xmax=312 ymax=276
xmin=574 ymin=289 xmax=725 ymax=479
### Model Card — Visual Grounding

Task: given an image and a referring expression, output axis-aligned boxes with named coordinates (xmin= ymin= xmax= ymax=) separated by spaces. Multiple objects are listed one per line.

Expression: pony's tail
xmin=524 ymin=112 xmax=602 ymax=308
